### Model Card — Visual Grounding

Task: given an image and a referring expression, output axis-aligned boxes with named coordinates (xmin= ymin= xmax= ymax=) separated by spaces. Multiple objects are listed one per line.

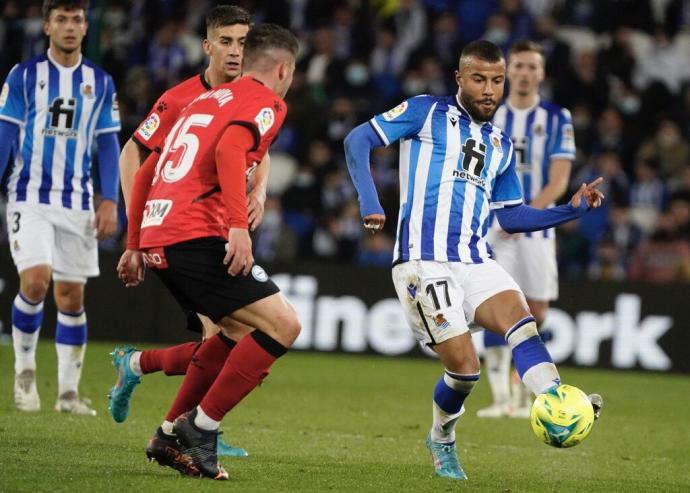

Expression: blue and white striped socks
xmin=431 ymin=371 xmax=480 ymax=443
xmin=12 ymin=293 xmax=44 ymax=375
xmin=505 ymin=317 xmax=560 ymax=395
xmin=55 ymin=310 xmax=88 ymax=397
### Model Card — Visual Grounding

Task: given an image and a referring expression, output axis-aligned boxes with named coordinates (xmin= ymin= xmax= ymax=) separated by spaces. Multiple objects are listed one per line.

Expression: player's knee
xmin=273 ymin=308 xmax=301 ymax=346
xmin=443 ymin=352 xmax=480 ymax=375
xmin=53 ymin=286 xmax=84 ymax=313
xmin=21 ymin=278 xmax=50 ymax=303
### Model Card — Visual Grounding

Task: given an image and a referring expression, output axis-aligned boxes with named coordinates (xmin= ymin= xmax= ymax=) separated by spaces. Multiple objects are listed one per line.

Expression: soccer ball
xmin=530 ymin=384 xmax=594 ymax=448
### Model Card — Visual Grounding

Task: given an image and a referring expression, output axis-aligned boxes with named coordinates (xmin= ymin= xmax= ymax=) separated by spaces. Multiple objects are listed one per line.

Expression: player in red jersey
xmin=108 ymin=7 xmax=263 ymax=461
xmin=118 ymin=23 xmax=299 ymax=480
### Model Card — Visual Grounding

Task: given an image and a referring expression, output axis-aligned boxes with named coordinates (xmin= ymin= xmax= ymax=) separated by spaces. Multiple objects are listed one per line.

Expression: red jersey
xmin=139 ymin=77 xmax=286 ymax=248
xmin=132 ymin=73 xmax=265 ymax=168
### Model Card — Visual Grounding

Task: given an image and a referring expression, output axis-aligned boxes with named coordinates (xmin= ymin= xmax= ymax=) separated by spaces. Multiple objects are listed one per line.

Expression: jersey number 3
xmin=156 ymin=114 xmax=214 ymax=183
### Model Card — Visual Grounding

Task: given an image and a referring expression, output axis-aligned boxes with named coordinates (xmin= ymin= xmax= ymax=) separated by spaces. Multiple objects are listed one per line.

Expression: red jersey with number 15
xmin=139 ymin=77 xmax=286 ymax=248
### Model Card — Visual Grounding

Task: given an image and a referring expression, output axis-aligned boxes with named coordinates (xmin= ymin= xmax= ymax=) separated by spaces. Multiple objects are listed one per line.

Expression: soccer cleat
xmin=55 ymin=391 xmax=97 ymax=416
xmin=173 ymin=410 xmax=229 ymax=480
xmin=588 ymin=393 xmax=603 ymax=420
xmin=509 ymin=406 xmax=531 ymax=419
xmin=217 ymin=435 xmax=249 ymax=458
xmin=14 ymin=369 xmax=40 ymax=411
xmin=426 ymin=434 xmax=467 ymax=480
xmin=108 ymin=345 xmax=141 ymax=423
xmin=476 ymin=402 xmax=512 ymax=418
xmin=146 ymin=427 xmax=201 ymax=477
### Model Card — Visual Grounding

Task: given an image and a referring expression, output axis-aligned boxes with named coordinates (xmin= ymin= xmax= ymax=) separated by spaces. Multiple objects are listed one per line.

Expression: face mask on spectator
xmin=345 ymin=63 xmax=369 ymax=86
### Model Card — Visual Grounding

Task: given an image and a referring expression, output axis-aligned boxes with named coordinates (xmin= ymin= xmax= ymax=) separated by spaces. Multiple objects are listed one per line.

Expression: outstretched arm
xmin=496 ymin=178 xmax=604 ymax=234
xmin=344 ymin=122 xmax=387 ymax=231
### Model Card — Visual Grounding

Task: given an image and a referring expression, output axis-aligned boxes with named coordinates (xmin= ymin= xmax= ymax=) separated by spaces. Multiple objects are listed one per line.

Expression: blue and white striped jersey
xmin=0 ymin=51 xmax=120 ymax=210
xmin=370 ymin=95 xmax=523 ymax=264
xmin=493 ymin=99 xmax=575 ymax=205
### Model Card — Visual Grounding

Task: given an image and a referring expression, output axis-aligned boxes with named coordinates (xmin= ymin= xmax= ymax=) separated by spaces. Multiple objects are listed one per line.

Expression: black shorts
xmin=147 ymin=237 xmax=280 ymax=324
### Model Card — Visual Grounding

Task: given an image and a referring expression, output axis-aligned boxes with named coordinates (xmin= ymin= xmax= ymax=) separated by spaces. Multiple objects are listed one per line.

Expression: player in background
xmin=344 ymin=40 xmax=603 ymax=480
xmin=108 ymin=6 xmax=266 ymax=457
xmin=477 ymin=40 xmax=577 ymax=418
xmin=118 ymin=24 xmax=299 ymax=480
xmin=0 ymin=0 xmax=120 ymax=416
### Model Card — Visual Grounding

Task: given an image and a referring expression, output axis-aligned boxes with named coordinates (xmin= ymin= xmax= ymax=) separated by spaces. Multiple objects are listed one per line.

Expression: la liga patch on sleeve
xmin=137 ymin=113 xmax=160 ymax=141
xmin=382 ymin=101 xmax=408 ymax=121
xmin=254 ymin=107 xmax=275 ymax=135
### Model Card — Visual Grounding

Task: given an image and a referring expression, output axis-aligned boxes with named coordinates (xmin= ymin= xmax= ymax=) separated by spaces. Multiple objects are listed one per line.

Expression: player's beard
xmin=460 ymin=91 xmax=498 ymax=122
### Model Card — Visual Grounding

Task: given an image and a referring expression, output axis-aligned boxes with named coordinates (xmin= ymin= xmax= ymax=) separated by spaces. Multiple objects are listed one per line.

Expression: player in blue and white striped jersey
xmin=344 ymin=40 xmax=603 ymax=481
xmin=478 ymin=40 xmax=577 ymax=419
xmin=0 ymin=0 xmax=121 ymax=416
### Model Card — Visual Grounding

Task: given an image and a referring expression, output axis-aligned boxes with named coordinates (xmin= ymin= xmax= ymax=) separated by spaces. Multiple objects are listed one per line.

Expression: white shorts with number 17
xmin=392 ymin=259 xmax=521 ymax=347
xmin=6 ymin=201 xmax=99 ymax=283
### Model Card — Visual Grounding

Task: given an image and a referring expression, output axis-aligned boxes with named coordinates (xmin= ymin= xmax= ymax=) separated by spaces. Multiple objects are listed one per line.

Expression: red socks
xmin=140 ymin=342 xmax=200 ymax=375
xmin=199 ymin=331 xmax=287 ymax=421
xmin=164 ymin=334 xmax=236 ymax=422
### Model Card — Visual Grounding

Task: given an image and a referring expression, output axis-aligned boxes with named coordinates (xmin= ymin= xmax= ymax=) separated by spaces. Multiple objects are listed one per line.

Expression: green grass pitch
xmin=1 ymin=341 xmax=689 ymax=492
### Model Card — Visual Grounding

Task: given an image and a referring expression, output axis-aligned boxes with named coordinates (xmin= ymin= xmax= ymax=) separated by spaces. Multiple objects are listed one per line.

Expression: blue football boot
xmin=108 ymin=345 xmax=141 ymax=423
xmin=426 ymin=434 xmax=467 ymax=480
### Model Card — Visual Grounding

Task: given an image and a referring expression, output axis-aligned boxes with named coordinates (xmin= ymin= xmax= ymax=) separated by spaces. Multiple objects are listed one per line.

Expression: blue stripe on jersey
xmin=39 ymin=62 xmax=60 ymax=204
xmin=400 ymin=138 xmax=422 ymax=261
xmin=81 ymin=70 xmax=103 ymax=210
xmin=468 ymin=124 xmax=496 ymax=261
xmin=420 ymin=110 xmax=448 ymax=259
xmin=446 ymin=115 xmax=471 ymax=261
xmin=62 ymin=67 xmax=83 ymax=208
xmin=17 ymin=64 xmax=37 ymax=202
xmin=523 ymin=109 xmax=536 ymax=238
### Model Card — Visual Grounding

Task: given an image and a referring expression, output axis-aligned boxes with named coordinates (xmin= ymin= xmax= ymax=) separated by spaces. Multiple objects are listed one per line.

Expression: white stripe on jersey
xmin=433 ymin=105 xmax=461 ymax=262
xmin=529 ymin=107 xmax=548 ymax=201
xmin=25 ymin=60 xmax=49 ymax=205
xmin=405 ymin=103 xmax=436 ymax=260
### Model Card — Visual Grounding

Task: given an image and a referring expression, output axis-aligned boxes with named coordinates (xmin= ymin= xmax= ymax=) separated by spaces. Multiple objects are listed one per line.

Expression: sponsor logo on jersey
xmin=254 ymin=107 xmax=275 ymax=135
xmin=142 ymin=248 xmax=169 ymax=268
xmin=142 ymin=199 xmax=172 ymax=227
xmin=137 ymin=113 xmax=160 ymax=141
xmin=382 ymin=101 xmax=408 ymax=121
xmin=80 ymin=83 xmax=94 ymax=98
xmin=0 ymin=83 xmax=10 ymax=108
xmin=251 ymin=265 xmax=269 ymax=282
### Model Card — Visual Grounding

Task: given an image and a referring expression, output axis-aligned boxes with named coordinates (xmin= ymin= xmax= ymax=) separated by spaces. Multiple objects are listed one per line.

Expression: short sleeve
xmin=491 ymin=146 xmax=524 ymax=209
xmin=369 ymin=95 xmax=435 ymax=146
xmin=0 ymin=65 xmax=27 ymax=126
xmin=550 ymin=108 xmax=576 ymax=160
xmin=95 ymin=75 xmax=121 ymax=136
xmin=133 ymin=93 xmax=179 ymax=152
xmin=230 ymin=94 xmax=287 ymax=157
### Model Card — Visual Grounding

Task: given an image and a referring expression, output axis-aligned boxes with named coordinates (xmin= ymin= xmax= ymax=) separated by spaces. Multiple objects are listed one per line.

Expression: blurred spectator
xmin=556 ymin=219 xmax=591 ymax=278
xmin=147 ymin=20 xmax=187 ymax=92
xmin=629 ymin=158 xmax=667 ymax=234
xmin=636 ymin=118 xmax=690 ymax=186
xmin=633 ymin=27 xmax=690 ymax=96
xmin=588 ymin=234 xmax=627 ymax=281
xmin=254 ymin=197 xmax=298 ymax=264
xmin=358 ymin=232 xmax=395 ymax=266
xmin=629 ymin=212 xmax=690 ymax=283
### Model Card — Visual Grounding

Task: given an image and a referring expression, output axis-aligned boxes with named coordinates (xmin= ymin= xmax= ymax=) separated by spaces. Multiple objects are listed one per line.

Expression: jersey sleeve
xmin=0 ymin=65 xmax=27 ymax=126
xmin=549 ymin=108 xmax=576 ymax=160
xmin=229 ymin=93 xmax=287 ymax=159
xmin=94 ymin=75 xmax=121 ymax=136
xmin=369 ymin=95 xmax=435 ymax=146
xmin=132 ymin=92 xmax=180 ymax=153
xmin=490 ymin=144 xmax=524 ymax=209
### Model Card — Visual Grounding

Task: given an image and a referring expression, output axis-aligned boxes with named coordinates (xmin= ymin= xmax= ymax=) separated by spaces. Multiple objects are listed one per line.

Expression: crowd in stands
xmin=1 ymin=0 xmax=690 ymax=283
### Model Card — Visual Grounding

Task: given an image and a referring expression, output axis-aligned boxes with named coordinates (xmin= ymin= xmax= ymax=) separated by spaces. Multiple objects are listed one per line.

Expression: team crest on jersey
xmin=251 ymin=265 xmax=269 ymax=282
xmin=490 ymin=134 xmax=502 ymax=151
xmin=433 ymin=313 xmax=449 ymax=329
xmin=142 ymin=199 xmax=172 ymax=227
xmin=0 ymin=83 xmax=9 ymax=108
xmin=80 ymin=83 xmax=94 ymax=98
xmin=137 ymin=113 xmax=160 ymax=141
xmin=382 ymin=101 xmax=408 ymax=121
xmin=533 ymin=123 xmax=545 ymax=136
xmin=255 ymin=107 xmax=275 ymax=136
